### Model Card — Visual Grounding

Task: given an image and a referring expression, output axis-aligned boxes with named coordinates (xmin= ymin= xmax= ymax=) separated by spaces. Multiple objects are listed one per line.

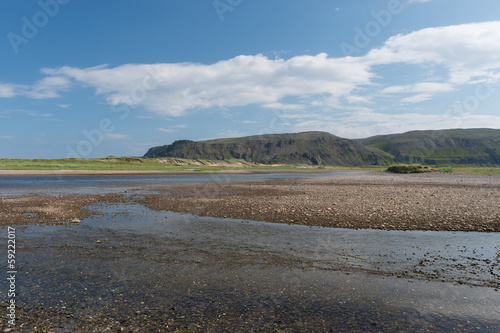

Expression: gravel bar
xmin=1 ymin=172 xmax=499 ymax=232
xmin=139 ymin=172 xmax=500 ymax=232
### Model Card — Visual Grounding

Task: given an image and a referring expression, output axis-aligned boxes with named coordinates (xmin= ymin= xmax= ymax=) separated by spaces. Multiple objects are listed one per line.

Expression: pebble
xmin=138 ymin=172 xmax=500 ymax=232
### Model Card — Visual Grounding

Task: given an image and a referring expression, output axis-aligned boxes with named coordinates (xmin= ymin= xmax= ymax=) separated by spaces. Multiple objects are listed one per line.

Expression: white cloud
xmin=382 ymin=82 xmax=454 ymax=94
xmin=58 ymin=104 xmax=71 ymax=108
xmin=290 ymin=110 xmax=500 ymax=138
xmin=0 ymin=84 xmax=18 ymax=98
xmin=42 ymin=53 xmax=372 ymax=116
xmin=364 ymin=21 xmax=500 ymax=85
xmin=263 ymin=102 xmax=305 ymax=111
xmin=30 ymin=21 xmax=499 ymax=115
xmin=0 ymin=109 xmax=37 ymax=117
xmin=26 ymin=76 xmax=71 ymax=98
xmin=215 ymin=130 xmax=248 ymax=139
xmin=382 ymin=82 xmax=456 ymax=104
xmin=345 ymin=95 xmax=372 ymax=104
xmin=2 ymin=21 xmax=500 ymax=138
xmin=0 ymin=76 xmax=71 ymax=99
xmin=157 ymin=128 xmax=179 ymax=133
xmin=400 ymin=93 xmax=433 ymax=104
xmin=104 ymin=133 xmax=128 ymax=140
xmin=157 ymin=124 xmax=188 ymax=133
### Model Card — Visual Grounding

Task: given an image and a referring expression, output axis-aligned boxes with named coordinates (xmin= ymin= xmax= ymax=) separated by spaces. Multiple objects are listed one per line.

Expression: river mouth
xmin=1 ymin=172 xmax=500 ymax=331
xmin=3 ymin=202 xmax=500 ymax=332
xmin=0 ymin=171 xmax=365 ymax=196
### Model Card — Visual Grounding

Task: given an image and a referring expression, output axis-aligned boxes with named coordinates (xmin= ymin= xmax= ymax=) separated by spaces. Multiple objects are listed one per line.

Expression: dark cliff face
xmin=143 ymin=132 xmax=393 ymax=166
xmin=144 ymin=129 xmax=500 ymax=166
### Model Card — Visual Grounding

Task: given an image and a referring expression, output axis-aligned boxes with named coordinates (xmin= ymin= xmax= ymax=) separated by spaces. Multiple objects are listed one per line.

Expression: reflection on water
xmin=0 ymin=171 xmax=365 ymax=196
xmin=2 ymin=202 xmax=499 ymax=331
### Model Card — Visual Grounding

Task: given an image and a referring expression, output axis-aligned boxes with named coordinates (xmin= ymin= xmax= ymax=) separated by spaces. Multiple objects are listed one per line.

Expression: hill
xmin=144 ymin=132 xmax=393 ymax=166
xmin=144 ymin=129 xmax=500 ymax=166
xmin=357 ymin=128 xmax=500 ymax=166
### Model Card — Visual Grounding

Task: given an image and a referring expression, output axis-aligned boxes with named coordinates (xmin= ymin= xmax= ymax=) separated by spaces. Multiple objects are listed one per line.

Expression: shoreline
xmin=2 ymin=172 xmax=499 ymax=232
xmin=138 ymin=172 xmax=500 ymax=232
xmin=0 ymin=168 xmax=341 ymax=176
xmin=2 ymin=172 xmax=499 ymax=331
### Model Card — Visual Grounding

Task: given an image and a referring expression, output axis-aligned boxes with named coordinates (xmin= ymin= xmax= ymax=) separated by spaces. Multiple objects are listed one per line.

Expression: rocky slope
xmin=144 ymin=132 xmax=393 ymax=166
xmin=357 ymin=128 xmax=500 ymax=166
xmin=144 ymin=129 xmax=500 ymax=166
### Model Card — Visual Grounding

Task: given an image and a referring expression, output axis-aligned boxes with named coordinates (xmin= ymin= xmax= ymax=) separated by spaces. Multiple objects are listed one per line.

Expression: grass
xmin=0 ymin=158 xmax=238 ymax=172
xmin=0 ymin=157 xmax=384 ymax=172
xmin=449 ymin=167 xmax=500 ymax=175
xmin=386 ymin=164 xmax=437 ymax=173
xmin=1 ymin=158 xmax=498 ymax=174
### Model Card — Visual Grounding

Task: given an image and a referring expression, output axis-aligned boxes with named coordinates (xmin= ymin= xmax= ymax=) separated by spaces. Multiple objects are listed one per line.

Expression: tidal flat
xmin=0 ymin=172 xmax=499 ymax=332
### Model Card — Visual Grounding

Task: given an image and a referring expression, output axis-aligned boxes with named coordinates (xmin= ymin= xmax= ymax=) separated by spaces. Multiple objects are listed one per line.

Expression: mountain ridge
xmin=144 ymin=128 xmax=500 ymax=166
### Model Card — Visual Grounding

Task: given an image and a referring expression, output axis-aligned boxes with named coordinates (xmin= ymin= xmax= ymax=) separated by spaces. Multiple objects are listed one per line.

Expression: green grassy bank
xmin=0 ymin=157 xmax=384 ymax=172
xmin=1 ymin=158 xmax=498 ymax=175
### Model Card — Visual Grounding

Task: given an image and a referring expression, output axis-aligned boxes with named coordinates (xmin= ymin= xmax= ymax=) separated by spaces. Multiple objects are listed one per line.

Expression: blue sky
xmin=1 ymin=0 xmax=500 ymax=158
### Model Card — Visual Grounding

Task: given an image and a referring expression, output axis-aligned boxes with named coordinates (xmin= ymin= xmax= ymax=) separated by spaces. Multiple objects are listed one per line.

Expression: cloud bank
xmin=42 ymin=53 xmax=372 ymax=116
xmin=28 ymin=21 xmax=500 ymax=116
xmin=2 ymin=21 xmax=500 ymax=137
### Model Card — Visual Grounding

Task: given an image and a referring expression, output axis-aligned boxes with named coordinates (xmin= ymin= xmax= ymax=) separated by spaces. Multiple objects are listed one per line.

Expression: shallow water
xmin=1 ymin=172 xmax=499 ymax=331
xmin=0 ymin=171 xmax=363 ymax=196
xmin=1 ymin=202 xmax=499 ymax=331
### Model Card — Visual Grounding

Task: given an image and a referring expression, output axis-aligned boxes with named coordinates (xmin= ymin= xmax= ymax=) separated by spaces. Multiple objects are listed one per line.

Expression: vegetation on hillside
xmin=145 ymin=128 xmax=500 ymax=167
xmin=144 ymin=131 xmax=395 ymax=166
xmin=358 ymin=128 xmax=500 ymax=166
xmin=2 ymin=129 xmax=500 ymax=174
